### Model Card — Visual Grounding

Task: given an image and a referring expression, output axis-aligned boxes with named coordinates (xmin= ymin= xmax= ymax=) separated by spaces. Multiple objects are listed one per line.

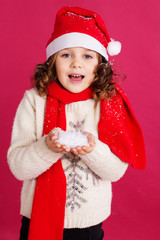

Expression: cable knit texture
xmin=7 ymin=88 xmax=128 ymax=228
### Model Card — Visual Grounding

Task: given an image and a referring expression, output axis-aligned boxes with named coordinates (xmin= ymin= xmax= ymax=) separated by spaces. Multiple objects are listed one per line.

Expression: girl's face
xmin=55 ymin=47 xmax=99 ymax=93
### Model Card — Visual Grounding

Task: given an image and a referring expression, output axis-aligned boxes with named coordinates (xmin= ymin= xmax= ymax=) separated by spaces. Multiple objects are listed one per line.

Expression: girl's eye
xmin=61 ymin=53 xmax=71 ymax=58
xmin=84 ymin=54 xmax=93 ymax=59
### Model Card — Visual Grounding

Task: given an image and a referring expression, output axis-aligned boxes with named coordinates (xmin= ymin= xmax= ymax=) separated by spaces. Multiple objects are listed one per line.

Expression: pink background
xmin=1 ymin=0 xmax=160 ymax=239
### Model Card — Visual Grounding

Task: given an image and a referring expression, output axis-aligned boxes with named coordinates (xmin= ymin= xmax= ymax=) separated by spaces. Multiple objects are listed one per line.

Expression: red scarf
xmin=28 ymin=81 xmax=146 ymax=240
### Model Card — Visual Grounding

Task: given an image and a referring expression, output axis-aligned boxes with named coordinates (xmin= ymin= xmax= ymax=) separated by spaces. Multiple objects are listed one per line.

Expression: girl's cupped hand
xmin=45 ymin=128 xmax=70 ymax=154
xmin=70 ymin=132 xmax=95 ymax=155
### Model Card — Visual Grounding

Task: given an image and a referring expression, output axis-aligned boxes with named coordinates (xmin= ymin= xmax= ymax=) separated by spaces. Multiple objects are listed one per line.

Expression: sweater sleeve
xmin=7 ymin=90 xmax=63 ymax=181
xmin=80 ymin=138 xmax=128 ymax=182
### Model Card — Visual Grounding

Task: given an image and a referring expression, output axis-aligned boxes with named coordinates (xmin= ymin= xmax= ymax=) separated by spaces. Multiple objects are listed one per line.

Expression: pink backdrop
xmin=1 ymin=0 xmax=160 ymax=239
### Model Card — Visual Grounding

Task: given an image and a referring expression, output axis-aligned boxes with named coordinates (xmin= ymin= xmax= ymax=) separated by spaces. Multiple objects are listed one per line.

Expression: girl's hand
xmin=45 ymin=128 xmax=70 ymax=154
xmin=71 ymin=132 xmax=95 ymax=155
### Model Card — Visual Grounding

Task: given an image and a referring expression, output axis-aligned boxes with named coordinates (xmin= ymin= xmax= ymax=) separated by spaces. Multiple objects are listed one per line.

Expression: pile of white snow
xmin=55 ymin=128 xmax=89 ymax=148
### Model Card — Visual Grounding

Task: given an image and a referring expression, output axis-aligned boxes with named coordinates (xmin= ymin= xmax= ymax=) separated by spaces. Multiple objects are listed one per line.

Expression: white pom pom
xmin=107 ymin=39 xmax=121 ymax=56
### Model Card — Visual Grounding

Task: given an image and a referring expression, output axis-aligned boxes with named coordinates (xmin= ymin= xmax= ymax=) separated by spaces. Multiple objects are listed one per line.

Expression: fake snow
xmin=55 ymin=128 xmax=89 ymax=148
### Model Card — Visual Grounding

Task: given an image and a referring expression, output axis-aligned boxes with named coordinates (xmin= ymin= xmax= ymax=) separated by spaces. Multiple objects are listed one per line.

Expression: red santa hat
xmin=46 ymin=6 xmax=121 ymax=61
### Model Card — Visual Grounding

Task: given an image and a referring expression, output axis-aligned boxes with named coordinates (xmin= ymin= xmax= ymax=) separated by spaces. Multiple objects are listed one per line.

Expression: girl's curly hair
xmin=33 ymin=53 xmax=119 ymax=100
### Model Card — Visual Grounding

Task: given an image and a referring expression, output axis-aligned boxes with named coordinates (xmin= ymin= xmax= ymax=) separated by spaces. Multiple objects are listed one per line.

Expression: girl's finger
xmin=62 ymin=145 xmax=70 ymax=152
xmin=55 ymin=142 xmax=61 ymax=148
xmin=76 ymin=147 xmax=84 ymax=155
xmin=51 ymin=135 xmax=58 ymax=141
xmin=88 ymin=141 xmax=94 ymax=148
xmin=88 ymin=134 xmax=95 ymax=142
xmin=71 ymin=148 xmax=78 ymax=155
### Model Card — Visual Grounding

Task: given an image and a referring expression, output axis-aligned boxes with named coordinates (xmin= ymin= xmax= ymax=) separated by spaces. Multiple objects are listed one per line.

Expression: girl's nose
xmin=70 ymin=57 xmax=82 ymax=68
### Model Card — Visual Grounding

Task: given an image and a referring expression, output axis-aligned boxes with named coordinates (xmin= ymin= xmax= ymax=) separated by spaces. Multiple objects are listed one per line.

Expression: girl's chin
xmin=68 ymin=89 xmax=84 ymax=93
xmin=67 ymin=86 xmax=87 ymax=93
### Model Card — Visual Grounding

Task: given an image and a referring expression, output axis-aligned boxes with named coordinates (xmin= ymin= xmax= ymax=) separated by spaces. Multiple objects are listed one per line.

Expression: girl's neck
xmin=47 ymin=81 xmax=94 ymax=104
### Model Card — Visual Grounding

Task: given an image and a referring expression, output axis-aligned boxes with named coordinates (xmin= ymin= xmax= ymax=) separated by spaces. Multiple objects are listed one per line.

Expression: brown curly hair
xmin=33 ymin=53 xmax=119 ymax=100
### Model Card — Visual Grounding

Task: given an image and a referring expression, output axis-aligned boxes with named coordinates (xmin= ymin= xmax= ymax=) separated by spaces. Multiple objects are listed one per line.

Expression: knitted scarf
xmin=28 ymin=81 xmax=146 ymax=240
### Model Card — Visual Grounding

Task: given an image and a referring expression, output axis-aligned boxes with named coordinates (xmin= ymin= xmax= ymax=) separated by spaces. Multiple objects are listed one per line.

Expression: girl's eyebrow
xmin=59 ymin=48 xmax=97 ymax=55
xmin=61 ymin=48 xmax=94 ymax=52
xmin=63 ymin=48 xmax=74 ymax=51
xmin=84 ymin=49 xmax=94 ymax=52
xmin=83 ymin=50 xmax=97 ymax=55
xmin=81 ymin=49 xmax=95 ymax=53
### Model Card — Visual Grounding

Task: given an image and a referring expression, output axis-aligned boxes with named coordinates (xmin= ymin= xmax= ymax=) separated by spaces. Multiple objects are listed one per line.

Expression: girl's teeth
xmin=69 ymin=75 xmax=84 ymax=78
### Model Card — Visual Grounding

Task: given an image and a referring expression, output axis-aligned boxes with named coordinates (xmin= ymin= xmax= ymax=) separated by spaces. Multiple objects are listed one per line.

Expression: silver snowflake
xmin=62 ymin=152 xmax=100 ymax=211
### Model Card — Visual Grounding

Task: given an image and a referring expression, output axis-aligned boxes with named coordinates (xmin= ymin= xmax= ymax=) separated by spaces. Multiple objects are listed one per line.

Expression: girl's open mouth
xmin=68 ymin=74 xmax=85 ymax=83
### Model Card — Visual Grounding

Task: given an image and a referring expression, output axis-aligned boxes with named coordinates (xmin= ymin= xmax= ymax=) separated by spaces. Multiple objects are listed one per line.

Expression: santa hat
xmin=46 ymin=6 xmax=121 ymax=61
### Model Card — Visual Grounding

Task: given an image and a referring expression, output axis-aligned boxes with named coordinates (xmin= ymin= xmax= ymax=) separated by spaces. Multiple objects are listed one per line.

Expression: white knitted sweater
xmin=7 ymin=88 xmax=128 ymax=229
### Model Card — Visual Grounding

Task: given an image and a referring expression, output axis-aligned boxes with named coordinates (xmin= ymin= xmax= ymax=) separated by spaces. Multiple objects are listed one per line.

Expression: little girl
xmin=7 ymin=6 xmax=146 ymax=240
